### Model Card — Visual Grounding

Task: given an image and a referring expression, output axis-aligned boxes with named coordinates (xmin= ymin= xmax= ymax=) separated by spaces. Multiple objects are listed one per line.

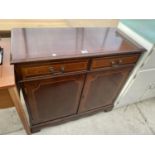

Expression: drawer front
xmin=91 ymin=54 xmax=140 ymax=69
xmin=21 ymin=59 xmax=88 ymax=78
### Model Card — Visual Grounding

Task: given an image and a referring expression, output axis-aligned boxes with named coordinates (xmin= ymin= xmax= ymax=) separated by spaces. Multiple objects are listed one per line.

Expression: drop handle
xmin=49 ymin=67 xmax=62 ymax=74
xmin=111 ymin=61 xmax=119 ymax=68
xmin=49 ymin=67 xmax=55 ymax=73
xmin=118 ymin=59 xmax=123 ymax=64
xmin=49 ymin=66 xmax=65 ymax=75
xmin=111 ymin=61 xmax=116 ymax=65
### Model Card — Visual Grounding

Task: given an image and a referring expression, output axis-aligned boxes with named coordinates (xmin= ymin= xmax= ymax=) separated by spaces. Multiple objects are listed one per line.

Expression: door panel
xmin=78 ymin=67 xmax=133 ymax=113
xmin=23 ymin=74 xmax=85 ymax=125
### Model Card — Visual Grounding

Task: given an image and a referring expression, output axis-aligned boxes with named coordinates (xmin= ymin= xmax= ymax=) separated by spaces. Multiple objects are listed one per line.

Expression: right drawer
xmin=91 ymin=54 xmax=140 ymax=69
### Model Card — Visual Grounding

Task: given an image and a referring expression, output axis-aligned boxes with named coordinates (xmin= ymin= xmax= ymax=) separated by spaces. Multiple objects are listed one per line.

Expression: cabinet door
xmin=22 ymin=74 xmax=85 ymax=125
xmin=78 ymin=67 xmax=133 ymax=113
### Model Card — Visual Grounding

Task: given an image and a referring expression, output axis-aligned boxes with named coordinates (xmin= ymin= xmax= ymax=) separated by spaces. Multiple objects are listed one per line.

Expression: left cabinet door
xmin=22 ymin=74 xmax=85 ymax=125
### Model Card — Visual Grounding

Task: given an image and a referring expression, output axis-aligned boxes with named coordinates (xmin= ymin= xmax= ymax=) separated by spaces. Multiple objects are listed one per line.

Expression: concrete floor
xmin=1 ymin=98 xmax=155 ymax=135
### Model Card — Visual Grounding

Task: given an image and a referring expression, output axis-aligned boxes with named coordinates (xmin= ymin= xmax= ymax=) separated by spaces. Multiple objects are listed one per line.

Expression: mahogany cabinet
xmin=11 ymin=28 xmax=145 ymax=133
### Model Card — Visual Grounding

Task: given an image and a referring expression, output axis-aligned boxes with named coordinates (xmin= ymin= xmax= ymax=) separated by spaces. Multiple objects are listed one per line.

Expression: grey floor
xmin=1 ymin=98 xmax=155 ymax=135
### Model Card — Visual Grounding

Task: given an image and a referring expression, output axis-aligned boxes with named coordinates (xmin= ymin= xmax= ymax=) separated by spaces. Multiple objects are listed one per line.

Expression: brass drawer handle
xmin=49 ymin=66 xmax=65 ymax=75
xmin=118 ymin=59 xmax=123 ymax=64
xmin=49 ymin=67 xmax=55 ymax=73
xmin=111 ymin=60 xmax=119 ymax=68
xmin=111 ymin=60 xmax=115 ymax=65
xmin=49 ymin=67 xmax=61 ymax=74
xmin=111 ymin=59 xmax=123 ymax=68
xmin=111 ymin=60 xmax=116 ymax=65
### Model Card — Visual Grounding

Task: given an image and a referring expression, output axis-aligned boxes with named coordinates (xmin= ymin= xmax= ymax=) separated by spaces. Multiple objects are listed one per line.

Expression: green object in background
xmin=120 ymin=20 xmax=155 ymax=44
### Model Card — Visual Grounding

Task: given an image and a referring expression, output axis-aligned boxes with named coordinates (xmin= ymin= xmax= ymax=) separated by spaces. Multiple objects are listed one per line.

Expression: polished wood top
xmin=0 ymin=38 xmax=15 ymax=88
xmin=11 ymin=28 xmax=145 ymax=64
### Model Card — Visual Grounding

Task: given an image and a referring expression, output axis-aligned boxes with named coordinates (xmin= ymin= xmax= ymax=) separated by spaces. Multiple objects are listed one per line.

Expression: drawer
xmin=91 ymin=54 xmax=140 ymax=69
xmin=20 ymin=59 xmax=89 ymax=78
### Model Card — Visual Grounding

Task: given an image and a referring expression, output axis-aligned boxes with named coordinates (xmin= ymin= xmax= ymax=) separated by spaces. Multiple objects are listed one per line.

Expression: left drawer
xmin=16 ymin=59 xmax=89 ymax=79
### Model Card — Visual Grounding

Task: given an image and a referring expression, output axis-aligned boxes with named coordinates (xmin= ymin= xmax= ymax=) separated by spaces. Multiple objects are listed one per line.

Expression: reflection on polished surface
xmin=11 ymin=28 xmax=143 ymax=63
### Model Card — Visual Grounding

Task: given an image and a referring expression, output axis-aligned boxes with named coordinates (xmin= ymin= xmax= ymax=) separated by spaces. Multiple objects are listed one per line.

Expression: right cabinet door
xmin=78 ymin=66 xmax=133 ymax=113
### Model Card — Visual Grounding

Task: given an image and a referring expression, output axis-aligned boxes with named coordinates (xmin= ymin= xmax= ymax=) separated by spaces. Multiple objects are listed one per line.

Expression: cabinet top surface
xmin=11 ymin=28 xmax=145 ymax=63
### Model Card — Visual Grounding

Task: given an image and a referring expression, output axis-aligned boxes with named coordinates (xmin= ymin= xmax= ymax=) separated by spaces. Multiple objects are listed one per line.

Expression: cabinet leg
xmin=31 ymin=127 xmax=41 ymax=133
xmin=104 ymin=106 xmax=113 ymax=112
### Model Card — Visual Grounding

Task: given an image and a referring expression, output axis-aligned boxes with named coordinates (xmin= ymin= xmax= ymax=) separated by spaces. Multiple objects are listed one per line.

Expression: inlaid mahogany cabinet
xmin=11 ymin=28 xmax=145 ymax=133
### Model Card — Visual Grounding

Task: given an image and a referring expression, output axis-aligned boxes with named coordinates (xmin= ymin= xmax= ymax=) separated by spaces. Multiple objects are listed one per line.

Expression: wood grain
xmin=0 ymin=19 xmax=119 ymax=31
xmin=67 ymin=19 xmax=119 ymax=27
xmin=0 ymin=38 xmax=15 ymax=88
xmin=0 ymin=20 xmax=68 ymax=31
xmin=0 ymin=89 xmax=14 ymax=108
xmin=22 ymin=74 xmax=85 ymax=125
xmin=78 ymin=66 xmax=133 ymax=113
